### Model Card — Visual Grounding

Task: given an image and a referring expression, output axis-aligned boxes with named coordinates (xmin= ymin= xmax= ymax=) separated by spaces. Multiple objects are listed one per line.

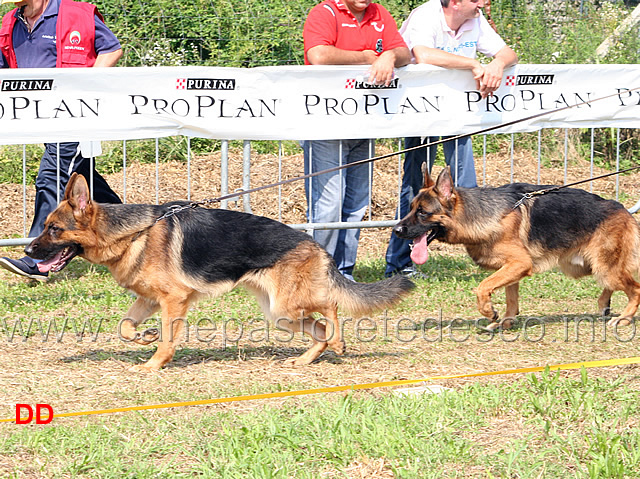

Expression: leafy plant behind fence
xmin=91 ymin=0 xmax=640 ymax=67
xmin=95 ymin=0 xmax=317 ymax=67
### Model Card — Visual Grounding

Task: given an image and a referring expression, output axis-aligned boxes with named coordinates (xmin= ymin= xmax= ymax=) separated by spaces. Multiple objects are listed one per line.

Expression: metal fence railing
xmin=1 ymin=127 xmax=639 ymax=248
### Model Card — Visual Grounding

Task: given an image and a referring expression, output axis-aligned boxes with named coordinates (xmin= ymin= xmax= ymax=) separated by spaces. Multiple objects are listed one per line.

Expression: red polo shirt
xmin=303 ymin=0 xmax=407 ymax=64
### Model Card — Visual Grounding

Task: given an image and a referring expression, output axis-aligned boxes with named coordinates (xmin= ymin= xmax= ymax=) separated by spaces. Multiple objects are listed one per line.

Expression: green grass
xmin=1 ymin=253 xmax=639 ymax=477
xmin=0 ymin=253 xmax=620 ymax=342
xmin=2 ymin=370 xmax=639 ymax=478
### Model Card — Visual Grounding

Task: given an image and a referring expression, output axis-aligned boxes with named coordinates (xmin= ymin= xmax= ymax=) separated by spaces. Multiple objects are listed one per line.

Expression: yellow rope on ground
xmin=2 ymin=356 xmax=639 ymax=424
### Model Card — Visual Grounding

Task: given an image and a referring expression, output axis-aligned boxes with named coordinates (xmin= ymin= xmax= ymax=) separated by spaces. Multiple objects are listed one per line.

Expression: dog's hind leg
xmin=597 ymin=289 xmax=613 ymax=317
xmin=595 ymin=256 xmax=639 ymax=326
xmin=607 ymin=277 xmax=640 ymax=327
xmin=281 ymin=317 xmax=329 ymax=367
xmin=590 ymin=214 xmax=640 ymax=327
xmin=319 ymin=306 xmax=345 ymax=356
xmin=119 ymin=297 xmax=161 ymax=345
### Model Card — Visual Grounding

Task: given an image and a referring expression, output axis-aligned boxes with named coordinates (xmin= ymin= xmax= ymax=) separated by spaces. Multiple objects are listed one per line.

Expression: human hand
xmin=473 ymin=59 xmax=505 ymax=98
xmin=366 ymin=51 xmax=396 ymax=86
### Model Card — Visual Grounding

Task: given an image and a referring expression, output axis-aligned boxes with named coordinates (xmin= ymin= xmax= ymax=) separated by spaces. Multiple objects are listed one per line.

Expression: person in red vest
xmin=0 ymin=0 xmax=123 ymax=280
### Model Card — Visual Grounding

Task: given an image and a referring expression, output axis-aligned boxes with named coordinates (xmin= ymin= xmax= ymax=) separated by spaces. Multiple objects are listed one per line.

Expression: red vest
xmin=0 ymin=0 xmax=102 ymax=68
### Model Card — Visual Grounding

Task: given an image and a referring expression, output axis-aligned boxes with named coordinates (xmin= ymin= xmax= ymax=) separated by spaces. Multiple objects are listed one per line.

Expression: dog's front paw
xmin=478 ymin=317 xmax=514 ymax=332
xmin=500 ymin=318 xmax=514 ymax=330
xmin=478 ymin=305 xmax=499 ymax=322
xmin=283 ymin=357 xmax=302 ymax=367
xmin=283 ymin=356 xmax=317 ymax=367
xmin=140 ymin=327 xmax=160 ymax=343
xmin=481 ymin=321 xmax=501 ymax=332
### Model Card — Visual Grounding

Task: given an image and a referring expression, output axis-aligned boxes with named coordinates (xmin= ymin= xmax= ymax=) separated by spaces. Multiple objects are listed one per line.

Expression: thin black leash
xmin=132 ymin=85 xmax=640 ymax=240
xmin=511 ymin=164 xmax=640 ymax=209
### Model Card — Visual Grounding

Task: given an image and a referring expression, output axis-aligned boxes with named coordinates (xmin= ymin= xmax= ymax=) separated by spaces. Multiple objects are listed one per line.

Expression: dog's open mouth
xmin=410 ymin=229 xmax=439 ymax=265
xmin=37 ymin=245 xmax=80 ymax=273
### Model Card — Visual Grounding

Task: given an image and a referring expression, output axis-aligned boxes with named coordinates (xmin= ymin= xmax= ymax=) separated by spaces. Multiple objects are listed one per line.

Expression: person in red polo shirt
xmin=302 ymin=0 xmax=410 ymax=281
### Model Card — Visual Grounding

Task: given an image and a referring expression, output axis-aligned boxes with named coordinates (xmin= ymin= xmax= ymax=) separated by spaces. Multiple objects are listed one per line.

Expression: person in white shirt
xmin=385 ymin=0 xmax=518 ymax=278
xmin=401 ymin=0 xmax=517 ymax=98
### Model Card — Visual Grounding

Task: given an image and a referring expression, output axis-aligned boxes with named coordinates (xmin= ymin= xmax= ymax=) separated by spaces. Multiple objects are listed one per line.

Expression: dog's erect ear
xmin=434 ymin=167 xmax=454 ymax=200
xmin=421 ymin=162 xmax=435 ymax=188
xmin=65 ymin=173 xmax=92 ymax=212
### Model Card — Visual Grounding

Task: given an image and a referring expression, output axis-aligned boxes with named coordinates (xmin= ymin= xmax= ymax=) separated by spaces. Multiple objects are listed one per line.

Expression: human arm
xmin=412 ymin=44 xmax=517 ymax=98
xmin=306 ymin=45 xmax=379 ymax=66
xmin=93 ymin=13 xmax=122 ymax=68
xmin=412 ymin=45 xmax=489 ymax=92
xmin=307 ymin=44 xmax=410 ymax=85
xmin=367 ymin=46 xmax=411 ymax=85
xmin=93 ymin=48 xmax=122 ymax=67
xmin=413 ymin=45 xmax=481 ymax=70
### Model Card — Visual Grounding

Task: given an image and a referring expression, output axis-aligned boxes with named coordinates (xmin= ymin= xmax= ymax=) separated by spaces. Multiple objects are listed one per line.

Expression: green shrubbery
xmin=93 ymin=0 xmax=316 ymax=67
xmin=91 ymin=0 xmax=640 ymax=67
xmin=490 ymin=0 xmax=640 ymax=64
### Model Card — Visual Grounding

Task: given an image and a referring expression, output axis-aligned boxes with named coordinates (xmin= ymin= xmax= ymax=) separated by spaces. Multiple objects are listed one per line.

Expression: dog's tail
xmin=328 ymin=266 xmax=415 ymax=317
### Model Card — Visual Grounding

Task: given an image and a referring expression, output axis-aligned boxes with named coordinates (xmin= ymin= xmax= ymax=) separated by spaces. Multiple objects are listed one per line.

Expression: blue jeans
xmin=29 ymin=142 xmax=121 ymax=237
xmin=384 ymin=136 xmax=476 ymax=276
xmin=302 ymin=139 xmax=373 ymax=280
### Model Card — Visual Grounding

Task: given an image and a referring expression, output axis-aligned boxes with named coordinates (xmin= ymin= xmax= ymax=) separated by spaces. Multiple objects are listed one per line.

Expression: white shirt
xmin=400 ymin=0 xmax=506 ymax=60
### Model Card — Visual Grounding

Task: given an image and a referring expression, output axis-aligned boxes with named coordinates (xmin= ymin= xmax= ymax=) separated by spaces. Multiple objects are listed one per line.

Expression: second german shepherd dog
xmin=26 ymin=173 xmax=414 ymax=371
xmin=394 ymin=166 xmax=640 ymax=330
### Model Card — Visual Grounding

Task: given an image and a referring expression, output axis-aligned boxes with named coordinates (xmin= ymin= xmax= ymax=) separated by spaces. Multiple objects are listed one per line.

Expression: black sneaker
xmin=386 ymin=265 xmax=427 ymax=279
xmin=0 ymin=257 xmax=49 ymax=281
xmin=399 ymin=265 xmax=427 ymax=279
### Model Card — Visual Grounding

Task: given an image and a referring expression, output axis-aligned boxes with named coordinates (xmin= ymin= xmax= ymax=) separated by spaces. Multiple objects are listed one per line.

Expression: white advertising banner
xmin=0 ymin=63 xmax=639 ymax=144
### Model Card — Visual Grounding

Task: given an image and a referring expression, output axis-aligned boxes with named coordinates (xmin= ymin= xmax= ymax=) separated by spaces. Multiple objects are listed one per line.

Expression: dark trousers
xmin=29 ymin=142 xmax=121 ymax=237
xmin=384 ymin=136 xmax=477 ymax=275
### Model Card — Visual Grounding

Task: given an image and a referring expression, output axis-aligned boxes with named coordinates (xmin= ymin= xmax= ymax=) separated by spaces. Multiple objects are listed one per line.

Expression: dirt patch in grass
xmin=2 ymin=143 xmax=640 ymax=397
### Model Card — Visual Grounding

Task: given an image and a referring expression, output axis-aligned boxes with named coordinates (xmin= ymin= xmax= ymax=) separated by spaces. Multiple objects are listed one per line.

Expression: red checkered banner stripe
xmin=0 ymin=64 xmax=639 ymax=144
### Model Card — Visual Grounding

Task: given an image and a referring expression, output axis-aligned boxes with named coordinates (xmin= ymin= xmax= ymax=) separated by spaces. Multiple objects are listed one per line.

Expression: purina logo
xmin=176 ymin=78 xmax=236 ymax=90
xmin=1 ymin=79 xmax=54 ymax=91
xmin=505 ymin=74 xmax=555 ymax=87
xmin=345 ymin=78 xmax=399 ymax=89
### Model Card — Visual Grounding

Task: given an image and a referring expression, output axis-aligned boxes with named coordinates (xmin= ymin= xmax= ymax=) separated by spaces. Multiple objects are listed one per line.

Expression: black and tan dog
xmin=394 ymin=166 xmax=640 ymax=330
xmin=26 ymin=173 xmax=413 ymax=371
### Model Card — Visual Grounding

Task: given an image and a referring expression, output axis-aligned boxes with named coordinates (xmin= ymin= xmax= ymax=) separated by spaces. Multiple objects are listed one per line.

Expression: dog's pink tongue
xmin=410 ymin=234 xmax=430 ymax=265
xmin=36 ymin=253 xmax=62 ymax=273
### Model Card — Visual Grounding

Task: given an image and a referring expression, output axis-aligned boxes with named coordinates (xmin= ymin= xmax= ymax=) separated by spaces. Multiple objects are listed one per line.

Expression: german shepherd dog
xmin=26 ymin=173 xmax=414 ymax=371
xmin=394 ymin=166 xmax=640 ymax=331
